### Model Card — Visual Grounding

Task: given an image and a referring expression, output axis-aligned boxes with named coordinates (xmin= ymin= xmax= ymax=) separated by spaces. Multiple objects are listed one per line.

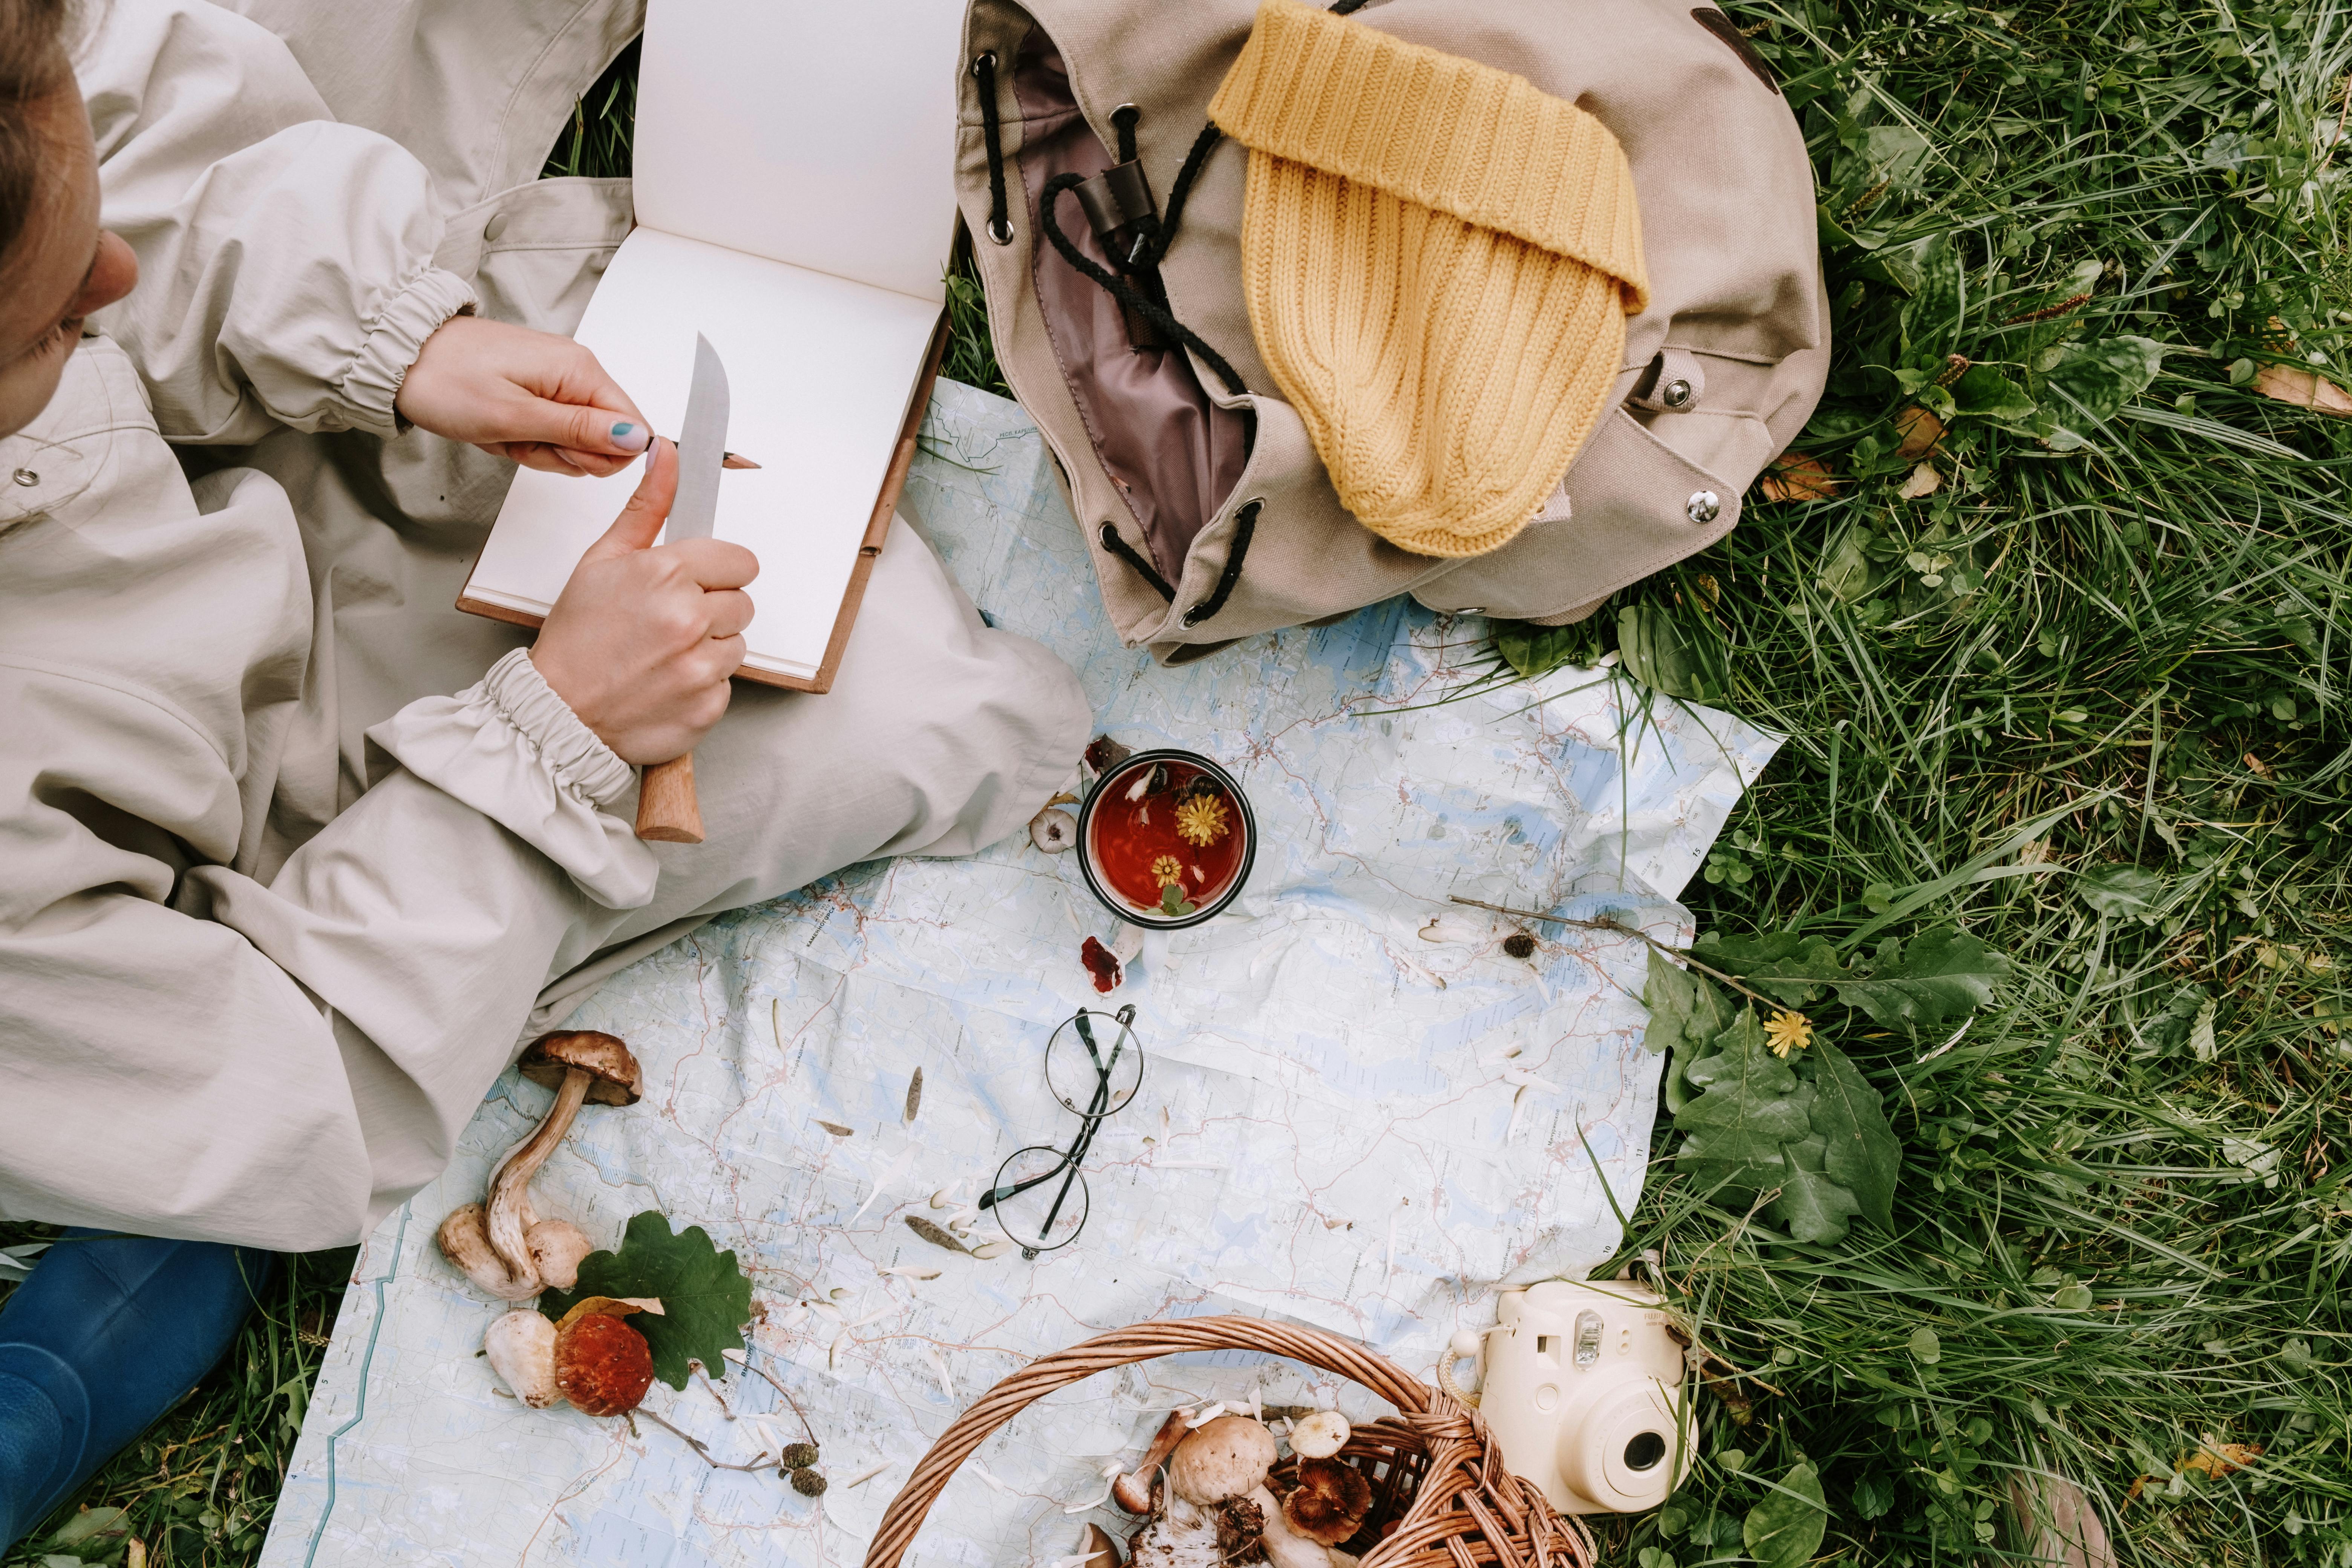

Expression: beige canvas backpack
xmin=954 ymin=0 xmax=1827 ymax=662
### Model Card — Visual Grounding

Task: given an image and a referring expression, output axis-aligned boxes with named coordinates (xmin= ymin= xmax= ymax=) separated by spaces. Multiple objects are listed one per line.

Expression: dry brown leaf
xmin=2125 ymin=1438 xmax=2263 ymax=1503
xmin=1899 ymin=462 xmax=1944 ymax=499
xmin=2245 ymin=752 xmax=2275 ymax=779
xmin=1894 ymin=405 xmax=1947 ymax=460
xmin=1757 ymin=452 xmax=1838 ymax=501
xmin=2252 ymin=363 xmax=2352 ymax=417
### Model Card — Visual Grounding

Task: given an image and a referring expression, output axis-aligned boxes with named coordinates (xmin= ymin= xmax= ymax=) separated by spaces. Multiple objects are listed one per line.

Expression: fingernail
xmin=610 ymin=421 xmax=651 ymax=453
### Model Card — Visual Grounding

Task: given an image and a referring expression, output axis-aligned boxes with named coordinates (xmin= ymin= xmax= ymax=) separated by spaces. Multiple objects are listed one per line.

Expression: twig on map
xmin=1446 ymin=896 xmax=1787 ymax=1013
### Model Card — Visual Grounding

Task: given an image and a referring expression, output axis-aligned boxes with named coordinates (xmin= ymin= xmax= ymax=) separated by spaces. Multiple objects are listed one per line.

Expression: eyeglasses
xmin=979 ymin=1006 xmax=1144 ymax=1258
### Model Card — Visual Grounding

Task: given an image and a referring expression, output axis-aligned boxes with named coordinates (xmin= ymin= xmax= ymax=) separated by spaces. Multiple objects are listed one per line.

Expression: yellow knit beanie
xmin=1208 ymin=0 xmax=1650 ymax=559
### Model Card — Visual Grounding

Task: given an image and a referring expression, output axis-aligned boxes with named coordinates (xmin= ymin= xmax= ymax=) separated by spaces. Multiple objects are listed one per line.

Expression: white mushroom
xmin=1128 ymin=1416 xmax=1279 ymax=1568
xmin=1288 ymin=1410 xmax=1351 ymax=1459
xmin=1250 ymin=1486 xmax=1338 ymax=1568
xmin=484 ymin=1309 xmax=559 ymax=1407
xmin=436 ymin=1203 xmax=537 ymax=1301
xmin=527 ymin=1219 xmax=594 ymax=1291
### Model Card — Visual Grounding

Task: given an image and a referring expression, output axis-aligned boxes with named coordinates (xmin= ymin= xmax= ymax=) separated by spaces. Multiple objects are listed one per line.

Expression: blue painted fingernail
xmin=610 ymin=421 xmax=650 ymax=453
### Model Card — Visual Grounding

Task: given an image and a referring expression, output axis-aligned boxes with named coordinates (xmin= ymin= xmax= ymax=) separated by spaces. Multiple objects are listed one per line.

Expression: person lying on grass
xmin=0 ymin=0 xmax=1087 ymax=1546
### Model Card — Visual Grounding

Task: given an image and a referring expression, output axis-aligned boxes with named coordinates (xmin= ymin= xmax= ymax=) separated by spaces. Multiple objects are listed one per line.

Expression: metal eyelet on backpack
xmin=11 ymin=469 xmax=36 ymax=487
xmin=974 ymin=52 xmax=1016 ymax=245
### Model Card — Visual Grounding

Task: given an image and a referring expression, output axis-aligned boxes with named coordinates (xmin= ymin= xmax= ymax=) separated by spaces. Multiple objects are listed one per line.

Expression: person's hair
xmin=0 ymin=0 xmax=79 ymax=267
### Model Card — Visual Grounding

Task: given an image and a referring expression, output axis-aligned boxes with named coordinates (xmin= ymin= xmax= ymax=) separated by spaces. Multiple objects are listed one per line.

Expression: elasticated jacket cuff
xmin=337 ymin=265 xmax=478 ymax=437
xmin=364 ymin=649 xmax=657 ymax=908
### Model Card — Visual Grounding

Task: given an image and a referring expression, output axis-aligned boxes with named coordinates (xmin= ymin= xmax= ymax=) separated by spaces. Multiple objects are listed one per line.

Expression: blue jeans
xmin=0 ymin=1231 xmax=275 ymax=1551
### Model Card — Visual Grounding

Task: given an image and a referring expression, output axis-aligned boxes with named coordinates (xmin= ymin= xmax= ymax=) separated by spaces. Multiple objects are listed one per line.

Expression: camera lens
xmin=1623 ymin=1431 xmax=1668 ymax=1472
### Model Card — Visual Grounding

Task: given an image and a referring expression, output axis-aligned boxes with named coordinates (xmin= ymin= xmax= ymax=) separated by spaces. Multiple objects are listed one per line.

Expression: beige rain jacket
xmin=0 ymin=0 xmax=1087 ymax=1252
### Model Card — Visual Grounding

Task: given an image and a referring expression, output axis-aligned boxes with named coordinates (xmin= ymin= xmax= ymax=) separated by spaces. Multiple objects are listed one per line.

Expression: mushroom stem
xmin=1111 ymin=1409 xmax=1194 ymax=1514
xmin=485 ymin=1065 xmax=594 ymax=1281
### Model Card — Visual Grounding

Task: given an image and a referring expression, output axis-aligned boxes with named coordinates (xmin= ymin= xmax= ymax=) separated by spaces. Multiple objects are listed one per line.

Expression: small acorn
xmin=779 ymin=1441 xmax=820 ymax=1471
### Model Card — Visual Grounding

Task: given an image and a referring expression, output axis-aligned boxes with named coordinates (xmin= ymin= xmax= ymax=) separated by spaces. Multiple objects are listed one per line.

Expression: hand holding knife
xmin=634 ymin=334 xmax=734 ymax=844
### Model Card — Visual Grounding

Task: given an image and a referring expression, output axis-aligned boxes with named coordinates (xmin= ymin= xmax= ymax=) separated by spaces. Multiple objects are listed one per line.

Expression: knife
xmin=634 ymin=333 xmax=730 ymax=845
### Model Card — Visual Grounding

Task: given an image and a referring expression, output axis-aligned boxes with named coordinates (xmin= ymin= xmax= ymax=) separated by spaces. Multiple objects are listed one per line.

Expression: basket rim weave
xmin=861 ymin=1314 xmax=1595 ymax=1568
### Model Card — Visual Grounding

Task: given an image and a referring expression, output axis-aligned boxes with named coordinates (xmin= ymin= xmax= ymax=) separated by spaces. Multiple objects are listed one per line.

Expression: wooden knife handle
xmin=635 ymin=752 xmax=705 ymax=844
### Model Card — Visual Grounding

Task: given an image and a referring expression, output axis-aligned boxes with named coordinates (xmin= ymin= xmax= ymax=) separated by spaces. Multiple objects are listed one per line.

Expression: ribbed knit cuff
xmin=1209 ymin=0 xmax=1649 ymax=309
xmin=337 ymin=266 xmax=479 ymax=438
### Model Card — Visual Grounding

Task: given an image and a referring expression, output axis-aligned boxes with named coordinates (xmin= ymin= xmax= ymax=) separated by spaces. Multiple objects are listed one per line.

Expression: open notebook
xmin=459 ymin=0 xmax=961 ymax=691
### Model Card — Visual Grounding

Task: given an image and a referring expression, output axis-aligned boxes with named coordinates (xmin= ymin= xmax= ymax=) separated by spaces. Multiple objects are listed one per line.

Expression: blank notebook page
xmin=466 ymin=230 xmax=942 ymax=681
xmin=632 ymin=0 xmax=963 ymax=302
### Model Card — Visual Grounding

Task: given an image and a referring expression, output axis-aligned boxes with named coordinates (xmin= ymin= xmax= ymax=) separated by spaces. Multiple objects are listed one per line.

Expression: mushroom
xmin=1287 ymin=1410 xmax=1351 ymax=1459
xmin=527 ymin=1219 xmax=594 ymax=1290
xmin=1080 ymin=1523 xmax=1124 ymax=1568
xmin=483 ymin=1031 xmax=641 ymax=1285
xmin=1112 ymin=1409 xmax=1194 ymax=1513
xmin=1250 ymin=1487 xmax=1343 ymax=1568
xmin=1279 ymin=1458 xmax=1372 ymax=1546
xmin=1167 ymin=1415 xmax=1278 ymax=1508
xmin=484 ymin=1309 xmax=559 ymax=1407
xmin=437 ymin=1202 xmax=539 ymax=1300
xmin=1031 ymin=806 xmax=1077 ymax=852
xmin=1128 ymin=1415 xmax=1280 ymax=1568
xmin=553 ymin=1301 xmax=655 ymax=1416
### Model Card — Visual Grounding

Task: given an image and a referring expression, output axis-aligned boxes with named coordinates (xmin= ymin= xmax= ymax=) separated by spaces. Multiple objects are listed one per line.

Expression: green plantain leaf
xmin=1836 ymin=926 xmax=2007 ymax=1032
xmin=1689 ymin=931 xmax=1850 ymax=1006
xmin=1744 ymin=1462 xmax=1829 ymax=1568
xmin=1804 ymin=1039 xmax=1902 ymax=1230
xmin=2020 ymin=336 xmax=2165 ymax=447
xmin=1899 ymin=234 xmax=1965 ymax=360
xmin=542 ymin=1211 xmax=755 ymax=1389
xmin=1675 ymin=1013 xmax=1808 ymax=1196
xmin=1949 ymin=363 xmax=2035 ymax=421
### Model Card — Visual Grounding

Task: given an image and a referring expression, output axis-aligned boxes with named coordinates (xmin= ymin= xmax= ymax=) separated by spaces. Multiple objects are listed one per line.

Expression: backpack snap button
xmin=1686 ymin=490 xmax=1721 ymax=524
xmin=483 ymin=212 xmax=509 ymax=242
xmin=1660 ymin=378 xmax=1693 ymax=409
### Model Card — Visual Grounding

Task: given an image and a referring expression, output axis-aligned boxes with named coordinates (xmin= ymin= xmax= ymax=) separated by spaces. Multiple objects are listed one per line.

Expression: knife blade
xmin=668 ymin=332 xmax=730 ymax=543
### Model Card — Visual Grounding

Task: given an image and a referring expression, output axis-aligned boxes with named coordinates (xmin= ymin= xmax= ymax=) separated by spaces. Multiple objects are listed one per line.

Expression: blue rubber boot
xmin=0 ymin=1231 xmax=276 ymax=1551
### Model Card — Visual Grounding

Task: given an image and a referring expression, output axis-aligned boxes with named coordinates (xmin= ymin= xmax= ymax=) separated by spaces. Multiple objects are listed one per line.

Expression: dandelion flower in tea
xmin=1152 ymin=855 xmax=1185 ymax=889
xmin=1175 ymin=793 xmax=1230 ymax=847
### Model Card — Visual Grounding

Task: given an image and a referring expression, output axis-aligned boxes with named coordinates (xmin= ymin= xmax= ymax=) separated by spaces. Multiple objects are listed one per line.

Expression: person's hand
xmin=529 ymin=439 xmax=760 ymax=763
xmin=395 ymin=315 xmax=654 ymax=476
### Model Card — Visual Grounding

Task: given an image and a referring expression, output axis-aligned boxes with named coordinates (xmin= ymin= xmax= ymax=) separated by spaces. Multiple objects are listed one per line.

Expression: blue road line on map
xmin=300 ymin=1204 xmax=409 ymax=1568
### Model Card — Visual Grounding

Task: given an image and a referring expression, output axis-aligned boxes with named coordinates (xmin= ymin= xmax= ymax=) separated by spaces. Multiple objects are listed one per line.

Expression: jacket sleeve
xmin=82 ymin=0 xmax=477 ymax=443
xmin=0 ymin=642 xmax=658 ymax=1253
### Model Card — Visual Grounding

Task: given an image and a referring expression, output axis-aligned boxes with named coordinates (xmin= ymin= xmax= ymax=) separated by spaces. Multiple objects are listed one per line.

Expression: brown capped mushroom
xmin=1112 ymin=1409 xmax=1194 ymax=1513
xmin=1250 ymin=1486 xmax=1344 ymax=1568
xmin=1167 ymin=1414 xmax=1278 ymax=1506
xmin=553 ymin=1302 xmax=654 ymax=1416
xmin=1079 ymin=1523 xmax=1123 ymax=1568
xmin=1280 ymin=1458 xmax=1372 ymax=1546
xmin=483 ymin=1031 xmax=641 ymax=1286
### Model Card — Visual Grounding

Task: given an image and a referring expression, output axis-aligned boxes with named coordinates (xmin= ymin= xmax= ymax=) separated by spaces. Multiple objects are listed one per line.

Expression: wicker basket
xmin=864 ymin=1316 xmax=1597 ymax=1568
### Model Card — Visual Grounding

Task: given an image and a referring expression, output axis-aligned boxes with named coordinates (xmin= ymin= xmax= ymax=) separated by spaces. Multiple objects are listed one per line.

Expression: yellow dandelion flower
xmin=1175 ymin=793 xmax=1231 ymax=847
xmin=1763 ymin=1010 xmax=1813 ymax=1058
xmin=1152 ymin=855 xmax=1185 ymax=888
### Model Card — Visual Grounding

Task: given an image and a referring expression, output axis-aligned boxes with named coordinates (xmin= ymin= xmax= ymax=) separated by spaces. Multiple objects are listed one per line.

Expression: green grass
xmin=11 ymin=3 xmax=2352 ymax=1562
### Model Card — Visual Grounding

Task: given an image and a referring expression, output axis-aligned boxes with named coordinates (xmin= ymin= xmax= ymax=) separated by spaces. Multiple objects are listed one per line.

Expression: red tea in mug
xmin=1087 ymin=759 xmax=1248 ymax=918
